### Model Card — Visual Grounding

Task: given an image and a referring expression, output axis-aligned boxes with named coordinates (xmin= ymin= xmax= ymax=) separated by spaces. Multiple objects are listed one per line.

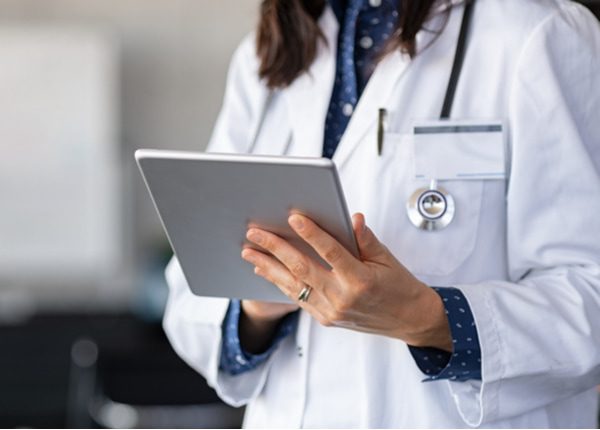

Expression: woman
xmin=164 ymin=0 xmax=600 ymax=427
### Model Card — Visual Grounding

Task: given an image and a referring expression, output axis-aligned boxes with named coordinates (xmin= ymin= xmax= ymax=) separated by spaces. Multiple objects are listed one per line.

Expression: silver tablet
xmin=136 ymin=150 xmax=358 ymax=303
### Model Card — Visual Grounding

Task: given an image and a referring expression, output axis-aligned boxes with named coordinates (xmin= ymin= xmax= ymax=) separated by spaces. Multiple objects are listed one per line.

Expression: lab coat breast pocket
xmin=372 ymin=133 xmax=486 ymax=278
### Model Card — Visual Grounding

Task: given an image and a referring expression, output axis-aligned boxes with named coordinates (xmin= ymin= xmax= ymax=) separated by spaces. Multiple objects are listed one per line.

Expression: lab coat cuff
xmin=444 ymin=283 xmax=503 ymax=427
xmin=410 ymin=287 xmax=482 ymax=383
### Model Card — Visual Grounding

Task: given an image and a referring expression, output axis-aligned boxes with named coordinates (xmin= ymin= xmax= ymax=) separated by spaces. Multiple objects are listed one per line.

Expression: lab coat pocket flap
xmin=412 ymin=120 xmax=507 ymax=181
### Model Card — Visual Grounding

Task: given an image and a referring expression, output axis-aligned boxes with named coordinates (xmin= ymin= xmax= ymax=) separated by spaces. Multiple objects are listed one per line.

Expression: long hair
xmin=256 ymin=0 xmax=446 ymax=89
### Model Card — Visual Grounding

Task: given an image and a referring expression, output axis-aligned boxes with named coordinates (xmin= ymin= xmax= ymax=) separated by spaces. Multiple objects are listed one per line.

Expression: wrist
xmin=404 ymin=285 xmax=453 ymax=351
xmin=239 ymin=303 xmax=286 ymax=355
xmin=240 ymin=308 xmax=280 ymax=333
xmin=241 ymin=300 xmax=298 ymax=323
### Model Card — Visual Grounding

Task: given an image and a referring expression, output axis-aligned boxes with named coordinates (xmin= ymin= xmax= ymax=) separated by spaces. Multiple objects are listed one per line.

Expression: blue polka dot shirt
xmin=323 ymin=0 xmax=400 ymax=158
xmin=220 ymin=299 xmax=298 ymax=375
xmin=219 ymin=0 xmax=482 ymax=382
xmin=408 ymin=287 xmax=482 ymax=381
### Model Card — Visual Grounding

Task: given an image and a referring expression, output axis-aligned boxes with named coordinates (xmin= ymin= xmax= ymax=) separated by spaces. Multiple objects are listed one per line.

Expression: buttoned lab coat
xmin=163 ymin=0 xmax=600 ymax=427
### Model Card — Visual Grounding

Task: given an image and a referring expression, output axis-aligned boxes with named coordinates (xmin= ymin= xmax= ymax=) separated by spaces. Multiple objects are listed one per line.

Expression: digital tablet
xmin=136 ymin=150 xmax=358 ymax=303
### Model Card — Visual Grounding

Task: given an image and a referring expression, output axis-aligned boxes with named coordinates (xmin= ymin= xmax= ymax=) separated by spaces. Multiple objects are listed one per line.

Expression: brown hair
xmin=256 ymin=0 xmax=448 ymax=89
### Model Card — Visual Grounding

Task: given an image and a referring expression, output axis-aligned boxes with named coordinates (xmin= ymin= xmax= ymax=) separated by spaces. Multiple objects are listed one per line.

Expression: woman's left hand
xmin=241 ymin=213 xmax=453 ymax=351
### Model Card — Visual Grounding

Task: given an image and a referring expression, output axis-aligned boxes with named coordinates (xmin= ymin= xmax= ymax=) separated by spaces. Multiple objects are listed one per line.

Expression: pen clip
xmin=377 ymin=108 xmax=387 ymax=156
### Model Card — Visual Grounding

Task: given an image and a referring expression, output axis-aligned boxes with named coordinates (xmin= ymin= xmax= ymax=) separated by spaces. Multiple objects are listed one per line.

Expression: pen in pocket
xmin=377 ymin=108 xmax=387 ymax=156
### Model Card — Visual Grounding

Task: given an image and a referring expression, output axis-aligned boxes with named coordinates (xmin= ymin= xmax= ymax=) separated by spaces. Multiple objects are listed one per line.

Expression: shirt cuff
xmin=408 ymin=287 xmax=482 ymax=382
xmin=219 ymin=299 xmax=299 ymax=375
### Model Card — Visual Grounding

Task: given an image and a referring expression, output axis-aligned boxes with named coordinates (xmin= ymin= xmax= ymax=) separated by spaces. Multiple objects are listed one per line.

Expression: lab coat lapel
xmin=283 ymin=7 xmax=337 ymax=158
xmin=333 ymin=2 xmax=464 ymax=169
xmin=282 ymin=0 xmax=464 ymax=162
xmin=332 ymin=50 xmax=411 ymax=169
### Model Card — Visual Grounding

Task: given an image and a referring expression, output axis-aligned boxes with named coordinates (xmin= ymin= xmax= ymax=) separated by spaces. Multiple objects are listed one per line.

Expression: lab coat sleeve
xmin=162 ymin=34 xmax=278 ymax=407
xmin=446 ymin=5 xmax=600 ymax=426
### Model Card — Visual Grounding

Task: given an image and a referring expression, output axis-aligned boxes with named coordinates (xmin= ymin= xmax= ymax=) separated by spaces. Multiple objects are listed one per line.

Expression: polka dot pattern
xmin=219 ymin=299 xmax=299 ymax=375
xmin=408 ymin=287 xmax=482 ymax=382
xmin=323 ymin=0 xmax=400 ymax=159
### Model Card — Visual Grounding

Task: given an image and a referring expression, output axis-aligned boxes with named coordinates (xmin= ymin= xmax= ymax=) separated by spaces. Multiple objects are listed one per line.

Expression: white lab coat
xmin=163 ymin=0 xmax=600 ymax=427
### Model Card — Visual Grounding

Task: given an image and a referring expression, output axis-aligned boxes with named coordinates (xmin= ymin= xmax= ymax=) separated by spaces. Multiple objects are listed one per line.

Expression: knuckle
xmin=262 ymin=237 xmax=275 ymax=250
xmin=324 ymin=245 xmax=343 ymax=264
xmin=301 ymin=222 xmax=315 ymax=237
xmin=290 ymin=259 xmax=309 ymax=278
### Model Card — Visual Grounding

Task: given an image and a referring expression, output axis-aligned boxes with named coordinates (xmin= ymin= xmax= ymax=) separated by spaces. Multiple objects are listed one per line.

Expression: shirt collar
xmin=328 ymin=0 xmax=465 ymax=24
xmin=328 ymin=0 xmax=403 ymax=23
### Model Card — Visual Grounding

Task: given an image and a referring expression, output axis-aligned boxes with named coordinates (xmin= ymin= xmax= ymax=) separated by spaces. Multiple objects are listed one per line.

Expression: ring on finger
xmin=297 ymin=285 xmax=313 ymax=303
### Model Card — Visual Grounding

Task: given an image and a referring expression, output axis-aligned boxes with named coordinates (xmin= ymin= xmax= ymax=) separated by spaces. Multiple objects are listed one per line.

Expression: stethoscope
xmin=406 ymin=0 xmax=476 ymax=231
xmin=248 ymin=0 xmax=477 ymax=231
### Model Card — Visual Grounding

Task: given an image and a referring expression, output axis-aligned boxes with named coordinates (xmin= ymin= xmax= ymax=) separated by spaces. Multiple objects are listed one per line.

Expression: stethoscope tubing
xmin=248 ymin=1 xmax=478 ymax=230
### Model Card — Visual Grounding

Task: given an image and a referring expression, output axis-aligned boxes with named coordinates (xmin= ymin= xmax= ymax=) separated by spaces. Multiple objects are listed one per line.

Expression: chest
xmin=250 ymin=5 xmax=516 ymax=281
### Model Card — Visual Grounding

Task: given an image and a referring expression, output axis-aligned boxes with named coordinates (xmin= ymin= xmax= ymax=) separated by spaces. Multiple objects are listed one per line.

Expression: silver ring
xmin=297 ymin=286 xmax=313 ymax=303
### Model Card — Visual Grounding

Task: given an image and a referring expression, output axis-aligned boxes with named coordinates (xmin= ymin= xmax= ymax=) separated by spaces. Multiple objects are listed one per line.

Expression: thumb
xmin=352 ymin=213 xmax=386 ymax=260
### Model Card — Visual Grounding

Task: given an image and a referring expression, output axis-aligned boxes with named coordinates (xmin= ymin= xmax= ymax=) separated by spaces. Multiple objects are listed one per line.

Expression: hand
xmin=241 ymin=213 xmax=452 ymax=351
xmin=241 ymin=300 xmax=299 ymax=324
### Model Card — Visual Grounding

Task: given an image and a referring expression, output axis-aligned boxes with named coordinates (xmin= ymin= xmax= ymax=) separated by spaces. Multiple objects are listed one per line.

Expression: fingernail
xmin=241 ymin=249 xmax=253 ymax=261
xmin=361 ymin=215 xmax=367 ymax=233
xmin=247 ymin=230 xmax=263 ymax=245
xmin=289 ymin=215 xmax=304 ymax=231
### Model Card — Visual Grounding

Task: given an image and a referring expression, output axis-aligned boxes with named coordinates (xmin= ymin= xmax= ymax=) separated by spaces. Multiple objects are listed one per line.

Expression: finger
xmin=242 ymin=248 xmax=299 ymax=300
xmin=242 ymin=248 xmax=330 ymax=321
xmin=352 ymin=213 xmax=387 ymax=260
xmin=246 ymin=228 xmax=331 ymax=293
xmin=288 ymin=214 xmax=360 ymax=278
xmin=242 ymin=248 xmax=325 ymax=303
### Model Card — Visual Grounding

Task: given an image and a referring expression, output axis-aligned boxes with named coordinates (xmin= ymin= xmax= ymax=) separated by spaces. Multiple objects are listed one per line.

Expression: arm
xmin=220 ymin=300 xmax=299 ymax=375
xmin=443 ymin=4 xmax=600 ymax=425
xmin=408 ymin=287 xmax=482 ymax=382
xmin=238 ymin=4 xmax=600 ymax=425
xmin=162 ymin=34 xmax=290 ymax=406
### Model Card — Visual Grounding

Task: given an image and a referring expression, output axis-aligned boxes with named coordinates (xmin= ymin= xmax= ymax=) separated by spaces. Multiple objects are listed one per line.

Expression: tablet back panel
xmin=137 ymin=150 xmax=357 ymax=303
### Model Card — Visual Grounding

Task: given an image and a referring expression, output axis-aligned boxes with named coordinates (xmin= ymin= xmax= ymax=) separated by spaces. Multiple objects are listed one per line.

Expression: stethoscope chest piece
xmin=407 ymin=183 xmax=455 ymax=231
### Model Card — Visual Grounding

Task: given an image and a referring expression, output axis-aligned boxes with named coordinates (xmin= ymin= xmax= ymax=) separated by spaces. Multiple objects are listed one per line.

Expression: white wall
xmin=0 ymin=0 xmax=260 ymax=310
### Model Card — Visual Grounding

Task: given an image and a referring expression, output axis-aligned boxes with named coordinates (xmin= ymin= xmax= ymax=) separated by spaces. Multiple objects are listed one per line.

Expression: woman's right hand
xmin=239 ymin=300 xmax=299 ymax=354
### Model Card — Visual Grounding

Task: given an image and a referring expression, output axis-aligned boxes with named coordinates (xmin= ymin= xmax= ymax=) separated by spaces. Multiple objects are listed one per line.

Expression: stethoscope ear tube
xmin=408 ymin=0 xmax=476 ymax=231
xmin=440 ymin=0 xmax=477 ymax=120
xmin=248 ymin=2 xmax=478 ymax=232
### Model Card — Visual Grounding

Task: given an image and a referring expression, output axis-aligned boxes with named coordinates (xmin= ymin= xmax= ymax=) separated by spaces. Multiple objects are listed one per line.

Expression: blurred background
xmin=0 ymin=0 xmax=258 ymax=427
xmin=0 ymin=0 xmax=598 ymax=428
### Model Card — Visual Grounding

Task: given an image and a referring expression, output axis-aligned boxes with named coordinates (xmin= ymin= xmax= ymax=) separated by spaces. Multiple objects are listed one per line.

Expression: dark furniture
xmin=0 ymin=313 xmax=243 ymax=428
